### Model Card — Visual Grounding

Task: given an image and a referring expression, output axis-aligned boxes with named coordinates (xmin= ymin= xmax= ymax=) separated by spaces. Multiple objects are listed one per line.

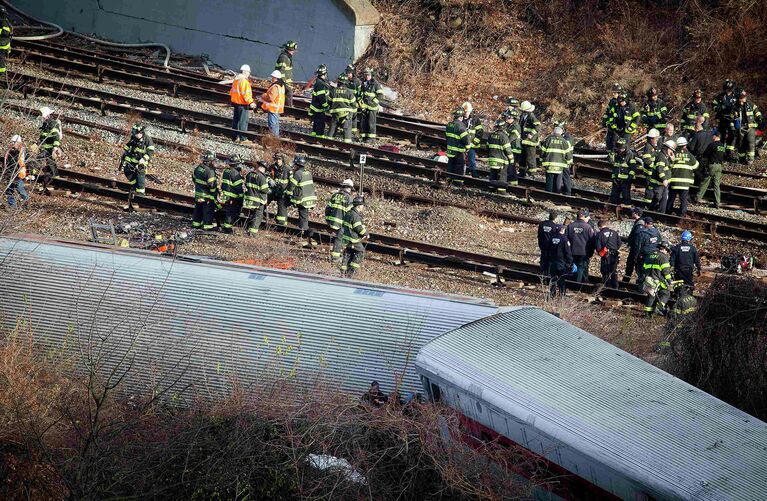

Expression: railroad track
xmin=13 ymin=41 xmax=767 ymax=208
xmin=47 ymin=167 xmax=644 ymax=301
xmin=9 ymin=71 xmax=767 ymax=243
xmin=12 ymin=39 xmax=445 ymax=148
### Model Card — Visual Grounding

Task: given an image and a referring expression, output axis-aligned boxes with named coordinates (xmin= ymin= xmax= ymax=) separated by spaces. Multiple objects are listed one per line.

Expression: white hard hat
xmin=240 ymin=64 xmax=251 ymax=73
xmin=647 ymin=128 xmax=660 ymax=138
xmin=461 ymin=101 xmax=473 ymax=113
xmin=270 ymin=70 xmax=282 ymax=79
xmin=342 ymin=179 xmax=354 ymax=188
xmin=520 ymin=101 xmax=534 ymax=112
xmin=676 ymin=136 xmax=688 ymax=147
xmin=664 ymin=140 xmax=676 ymax=151
xmin=10 ymin=134 xmax=22 ymax=143
xmin=40 ymin=106 xmax=53 ymax=117
xmin=553 ymin=126 xmax=564 ymax=135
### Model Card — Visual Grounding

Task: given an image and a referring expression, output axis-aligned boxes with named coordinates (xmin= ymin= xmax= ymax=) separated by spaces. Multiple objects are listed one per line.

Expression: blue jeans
xmin=267 ymin=112 xmax=280 ymax=137
xmin=467 ymin=148 xmax=477 ymax=175
xmin=7 ymin=179 xmax=29 ymax=207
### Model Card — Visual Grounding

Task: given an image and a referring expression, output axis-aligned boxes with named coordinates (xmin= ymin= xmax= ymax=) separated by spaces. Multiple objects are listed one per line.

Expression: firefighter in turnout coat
xmin=325 ymin=179 xmax=354 ymax=260
xmin=608 ymin=137 xmax=637 ymax=206
xmin=192 ymin=150 xmax=219 ymax=230
xmin=220 ymin=154 xmax=245 ymax=233
xmin=341 ymin=196 xmax=368 ymax=277
xmin=485 ymin=120 xmax=514 ymax=193
xmin=642 ymin=240 xmax=673 ymax=316
xmin=242 ymin=161 xmax=271 ymax=235
xmin=120 ymin=123 xmax=155 ymax=195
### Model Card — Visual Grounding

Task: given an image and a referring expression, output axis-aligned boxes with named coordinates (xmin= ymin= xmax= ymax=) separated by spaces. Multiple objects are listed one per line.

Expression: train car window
xmin=475 ymin=401 xmax=483 ymax=413
xmin=430 ymin=383 xmax=442 ymax=403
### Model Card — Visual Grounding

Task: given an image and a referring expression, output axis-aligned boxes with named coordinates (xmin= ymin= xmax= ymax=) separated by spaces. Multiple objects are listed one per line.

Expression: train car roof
xmin=0 ymin=235 xmax=497 ymax=397
xmin=416 ymin=306 xmax=767 ymax=500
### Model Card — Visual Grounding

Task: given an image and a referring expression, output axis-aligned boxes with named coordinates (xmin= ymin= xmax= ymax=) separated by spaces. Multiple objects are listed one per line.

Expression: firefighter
xmin=462 ymin=102 xmax=484 ymax=178
xmin=518 ymin=101 xmax=540 ymax=176
xmin=220 ymin=154 xmax=245 ymax=234
xmin=641 ymin=88 xmax=668 ymax=134
xmin=325 ymin=179 xmax=354 ymax=261
xmin=290 ymin=156 xmax=317 ymax=244
xmin=192 ymin=150 xmax=218 ymax=230
xmin=537 ymin=211 xmax=559 ymax=276
xmin=541 ymin=126 xmax=571 ymax=194
xmin=642 ymin=240 xmax=673 ymax=317
xmin=341 ymin=196 xmax=368 ymax=277
xmin=485 ymin=120 xmax=513 ymax=193
xmin=445 ymin=108 xmax=470 ymax=186
xmin=557 ymin=120 xmax=575 ymax=196
xmin=734 ymin=89 xmax=763 ymax=165
xmin=712 ymin=79 xmax=738 ymax=161
xmin=649 ymin=140 xmax=674 ymax=212
xmin=242 ymin=160 xmax=271 ymax=236
xmin=680 ymin=89 xmax=709 ymax=138
xmin=505 ymin=97 xmax=520 ymax=115
xmin=594 ymin=219 xmax=621 ymax=289
xmin=3 ymin=135 xmax=28 ymax=207
xmin=308 ymin=64 xmax=330 ymax=137
xmin=0 ymin=6 xmax=10 ymax=80
xmin=327 ymin=74 xmax=357 ymax=144
xmin=502 ymin=111 xmax=521 ymax=186
xmin=602 ymin=83 xmax=622 ymax=150
xmin=566 ymin=209 xmax=595 ymax=284
xmin=639 ymin=128 xmax=661 ymax=203
xmin=670 ymin=230 xmax=701 ymax=288
xmin=36 ymin=106 xmax=62 ymax=194
xmin=622 ymin=207 xmax=645 ymax=282
xmin=669 ymin=283 xmax=697 ymax=319
xmin=665 ymin=136 xmax=699 ymax=216
xmin=609 ymin=93 xmax=640 ymax=146
xmin=119 ymin=123 xmax=155 ymax=195
xmin=635 ymin=216 xmax=661 ymax=285
xmin=270 ymin=153 xmax=292 ymax=228
xmin=343 ymin=64 xmax=362 ymax=136
xmin=607 ymin=137 xmax=637 ymax=206
xmin=275 ymin=40 xmax=297 ymax=106
xmin=695 ymin=129 xmax=724 ymax=208
xmin=547 ymin=224 xmax=573 ymax=297
xmin=359 ymin=68 xmax=383 ymax=142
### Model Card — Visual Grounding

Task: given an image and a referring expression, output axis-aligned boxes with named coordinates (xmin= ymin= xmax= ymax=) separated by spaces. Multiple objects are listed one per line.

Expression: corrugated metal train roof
xmin=416 ymin=307 xmax=767 ymax=501
xmin=0 ymin=236 xmax=497 ymax=399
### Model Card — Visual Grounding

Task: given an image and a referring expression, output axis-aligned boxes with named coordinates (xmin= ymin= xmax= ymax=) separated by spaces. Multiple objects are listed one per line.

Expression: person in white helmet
xmin=36 ymin=106 xmax=61 ymax=194
xmin=639 ymin=128 xmax=661 ymax=202
xmin=518 ymin=101 xmax=540 ymax=177
xmin=3 ymin=134 xmax=29 ymax=207
xmin=259 ymin=70 xmax=285 ymax=137
xmin=325 ymin=178 xmax=354 ymax=261
xmin=230 ymin=64 xmax=255 ymax=143
xmin=665 ymin=136 xmax=699 ymax=216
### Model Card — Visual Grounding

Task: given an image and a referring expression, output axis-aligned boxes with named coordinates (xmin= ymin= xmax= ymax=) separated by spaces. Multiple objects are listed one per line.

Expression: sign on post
xmin=359 ymin=154 xmax=367 ymax=195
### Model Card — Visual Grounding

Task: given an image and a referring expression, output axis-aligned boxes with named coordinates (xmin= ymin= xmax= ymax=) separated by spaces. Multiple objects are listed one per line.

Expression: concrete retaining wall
xmin=13 ymin=0 xmax=379 ymax=80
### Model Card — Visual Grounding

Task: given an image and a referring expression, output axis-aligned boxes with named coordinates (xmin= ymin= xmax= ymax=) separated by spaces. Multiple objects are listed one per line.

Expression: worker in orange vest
xmin=259 ymin=70 xmax=285 ymax=137
xmin=230 ymin=64 xmax=255 ymax=143
xmin=3 ymin=134 xmax=29 ymax=207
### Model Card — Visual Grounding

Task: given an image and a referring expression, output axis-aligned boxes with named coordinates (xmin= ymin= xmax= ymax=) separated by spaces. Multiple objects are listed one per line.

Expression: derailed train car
xmin=0 ymin=235 xmax=497 ymax=398
xmin=416 ymin=307 xmax=767 ymax=500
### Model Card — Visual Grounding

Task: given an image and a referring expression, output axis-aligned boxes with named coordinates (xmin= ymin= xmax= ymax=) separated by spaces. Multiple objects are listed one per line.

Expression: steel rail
xmin=11 ymin=71 xmax=767 ymax=243
xmin=49 ymin=168 xmax=646 ymax=301
xmin=12 ymin=40 xmax=447 ymax=147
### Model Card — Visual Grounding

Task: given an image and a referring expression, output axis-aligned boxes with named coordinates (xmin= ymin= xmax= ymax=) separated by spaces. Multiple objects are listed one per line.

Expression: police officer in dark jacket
xmin=537 ymin=211 xmax=559 ymax=275
xmin=635 ymin=216 xmax=662 ymax=285
xmin=594 ymin=220 xmax=622 ymax=288
xmin=670 ymin=230 xmax=701 ymax=287
xmin=547 ymin=225 xmax=573 ymax=297
xmin=566 ymin=209 xmax=595 ymax=284
xmin=623 ymin=207 xmax=644 ymax=281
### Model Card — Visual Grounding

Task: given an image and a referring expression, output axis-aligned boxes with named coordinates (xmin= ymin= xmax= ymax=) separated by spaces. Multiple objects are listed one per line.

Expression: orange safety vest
xmin=4 ymin=146 xmax=26 ymax=179
xmin=230 ymin=76 xmax=253 ymax=105
xmin=261 ymin=82 xmax=285 ymax=114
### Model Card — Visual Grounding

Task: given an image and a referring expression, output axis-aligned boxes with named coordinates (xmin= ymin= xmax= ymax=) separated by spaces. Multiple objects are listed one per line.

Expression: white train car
xmin=415 ymin=306 xmax=767 ymax=500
